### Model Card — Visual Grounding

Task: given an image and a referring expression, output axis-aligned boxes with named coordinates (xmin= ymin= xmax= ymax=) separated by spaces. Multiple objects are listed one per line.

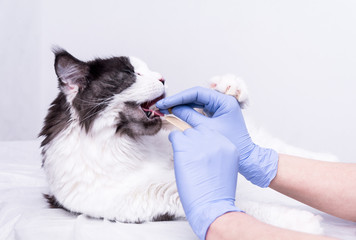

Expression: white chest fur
xmin=43 ymin=121 xmax=182 ymax=222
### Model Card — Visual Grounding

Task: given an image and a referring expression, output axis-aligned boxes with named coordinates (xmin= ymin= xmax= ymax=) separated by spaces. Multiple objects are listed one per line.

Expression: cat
xmin=40 ymin=48 xmax=337 ymax=234
xmin=40 ymin=48 xmax=184 ymax=223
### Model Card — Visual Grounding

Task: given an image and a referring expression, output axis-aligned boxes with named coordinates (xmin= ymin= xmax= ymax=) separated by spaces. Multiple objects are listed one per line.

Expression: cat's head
xmin=52 ymin=48 xmax=166 ymax=138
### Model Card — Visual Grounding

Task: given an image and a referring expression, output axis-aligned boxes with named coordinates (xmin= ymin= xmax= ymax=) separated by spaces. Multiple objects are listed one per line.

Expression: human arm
xmin=157 ymin=85 xmax=355 ymax=239
xmin=168 ymin=126 xmax=242 ymax=239
xmin=157 ymin=87 xmax=279 ymax=188
xmin=157 ymin=86 xmax=356 ymax=222
xmin=169 ymin=126 xmax=334 ymax=240
xmin=270 ymin=154 xmax=356 ymax=222
xmin=206 ymin=212 xmax=335 ymax=240
xmin=168 ymin=126 xmax=336 ymax=240
xmin=207 ymin=154 xmax=356 ymax=239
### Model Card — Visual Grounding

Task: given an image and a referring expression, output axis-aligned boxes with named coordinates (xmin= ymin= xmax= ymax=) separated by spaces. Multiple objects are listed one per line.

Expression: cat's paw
xmin=209 ymin=74 xmax=249 ymax=108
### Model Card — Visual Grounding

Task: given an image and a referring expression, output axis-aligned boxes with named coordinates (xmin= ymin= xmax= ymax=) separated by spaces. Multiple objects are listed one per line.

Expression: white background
xmin=1 ymin=0 xmax=355 ymax=162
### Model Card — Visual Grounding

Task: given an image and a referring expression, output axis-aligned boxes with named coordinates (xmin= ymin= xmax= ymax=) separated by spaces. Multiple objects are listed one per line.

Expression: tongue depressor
xmin=163 ymin=108 xmax=192 ymax=131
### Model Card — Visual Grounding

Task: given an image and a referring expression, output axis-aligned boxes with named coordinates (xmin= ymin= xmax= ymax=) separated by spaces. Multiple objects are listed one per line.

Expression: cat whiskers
xmin=74 ymin=97 xmax=113 ymax=105
xmin=73 ymin=97 xmax=113 ymax=124
xmin=79 ymin=106 xmax=105 ymax=124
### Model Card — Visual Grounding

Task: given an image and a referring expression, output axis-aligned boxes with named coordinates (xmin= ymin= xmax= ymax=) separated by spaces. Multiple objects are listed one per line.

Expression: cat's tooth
xmin=150 ymin=105 xmax=158 ymax=111
xmin=146 ymin=111 xmax=152 ymax=118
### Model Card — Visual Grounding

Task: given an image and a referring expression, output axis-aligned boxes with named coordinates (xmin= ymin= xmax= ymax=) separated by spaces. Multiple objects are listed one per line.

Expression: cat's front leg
xmin=209 ymin=74 xmax=249 ymax=109
xmin=147 ymin=183 xmax=186 ymax=222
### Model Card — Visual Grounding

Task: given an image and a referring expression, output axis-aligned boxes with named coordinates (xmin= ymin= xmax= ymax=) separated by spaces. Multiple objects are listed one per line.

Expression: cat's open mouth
xmin=140 ymin=94 xmax=165 ymax=119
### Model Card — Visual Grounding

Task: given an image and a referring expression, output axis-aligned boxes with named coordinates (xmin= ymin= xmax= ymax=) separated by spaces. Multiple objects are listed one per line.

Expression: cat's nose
xmin=159 ymin=78 xmax=165 ymax=85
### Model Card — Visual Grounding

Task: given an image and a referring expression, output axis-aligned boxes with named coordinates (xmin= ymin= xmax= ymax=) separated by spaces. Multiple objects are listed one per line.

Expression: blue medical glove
xmin=169 ymin=125 xmax=242 ymax=240
xmin=156 ymin=87 xmax=279 ymax=188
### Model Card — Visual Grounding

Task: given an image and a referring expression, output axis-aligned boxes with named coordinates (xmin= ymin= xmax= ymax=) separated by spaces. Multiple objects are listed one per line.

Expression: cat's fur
xmin=40 ymin=48 xmax=337 ymax=233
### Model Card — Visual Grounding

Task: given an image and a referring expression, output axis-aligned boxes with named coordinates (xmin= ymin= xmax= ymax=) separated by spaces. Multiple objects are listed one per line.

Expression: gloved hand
xmin=169 ymin=125 xmax=242 ymax=240
xmin=156 ymin=87 xmax=279 ymax=188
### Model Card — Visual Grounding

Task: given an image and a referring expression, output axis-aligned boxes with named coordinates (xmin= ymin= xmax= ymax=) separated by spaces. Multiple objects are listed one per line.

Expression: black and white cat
xmin=40 ymin=48 xmax=337 ymax=233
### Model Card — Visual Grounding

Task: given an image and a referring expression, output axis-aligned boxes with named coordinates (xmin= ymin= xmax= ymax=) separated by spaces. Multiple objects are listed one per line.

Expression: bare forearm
xmin=269 ymin=154 xmax=356 ymax=222
xmin=206 ymin=212 xmax=334 ymax=240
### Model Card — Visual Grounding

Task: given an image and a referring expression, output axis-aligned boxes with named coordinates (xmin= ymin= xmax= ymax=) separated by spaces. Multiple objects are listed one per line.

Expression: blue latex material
xmin=157 ymin=87 xmax=279 ymax=188
xmin=169 ymin=126 xmax=241 ymax=240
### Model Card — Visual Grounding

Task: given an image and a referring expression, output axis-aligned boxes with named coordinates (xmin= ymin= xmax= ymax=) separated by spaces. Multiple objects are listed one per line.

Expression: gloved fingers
xmin=159 ymin=108 xmax=170 ymax=115
xmin=193 ymin=124 xmax=213 ymax=134
xmin=156 ymin=86 xmax=227 ymax=113
xmin=171 ymin=105 xmax=208 ymax=128
xmin=182 ymin=128 xmax=205 ymax=140
xmin=181 ymin=103 xmax=206 ymax=110
xmin=168 ymin=130 xmax=184 ymax=143
xmin=159 ymin=103 xmax=204 ymax=115
xmin=168 ymin=130 xmax=187 ymax=151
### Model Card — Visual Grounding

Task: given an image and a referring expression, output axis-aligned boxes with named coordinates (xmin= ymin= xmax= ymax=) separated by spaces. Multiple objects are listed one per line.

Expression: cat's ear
xmin=53 ymin=47 xmax=89 ymax=96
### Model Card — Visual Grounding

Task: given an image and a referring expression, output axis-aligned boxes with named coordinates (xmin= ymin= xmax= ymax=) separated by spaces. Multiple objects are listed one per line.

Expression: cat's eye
xmin=137 ymin=73 xmax=142 ymax=76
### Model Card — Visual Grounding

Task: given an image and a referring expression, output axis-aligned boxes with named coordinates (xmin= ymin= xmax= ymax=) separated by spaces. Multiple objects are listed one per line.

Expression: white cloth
xmin=0 ymin=140 xmax=355 ymax=239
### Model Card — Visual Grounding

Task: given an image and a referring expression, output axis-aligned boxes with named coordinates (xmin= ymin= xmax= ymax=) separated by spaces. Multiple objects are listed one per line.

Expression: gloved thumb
xmin=171 ymin=105 xmax=208 ymax=128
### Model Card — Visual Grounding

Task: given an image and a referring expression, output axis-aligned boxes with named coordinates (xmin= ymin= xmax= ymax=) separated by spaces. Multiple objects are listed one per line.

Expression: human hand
xmin=169 ymin=125 xmax=241 ymax=240
xmin=156 ymin=87 xmax=279 ymax=188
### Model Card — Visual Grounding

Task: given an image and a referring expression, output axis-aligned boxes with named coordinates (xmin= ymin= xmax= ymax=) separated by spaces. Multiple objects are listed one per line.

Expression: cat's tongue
xmin=140 ymin=94 xmax=165 ymax=118
xmin=142 ymin=105 xmax=164 ymax=117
